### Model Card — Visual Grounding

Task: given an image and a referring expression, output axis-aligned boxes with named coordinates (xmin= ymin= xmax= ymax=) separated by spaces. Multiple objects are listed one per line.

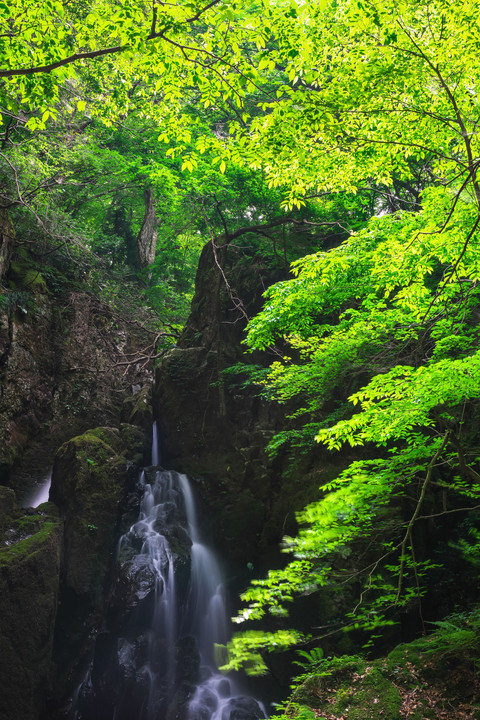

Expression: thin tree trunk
xmin=136 ymin=187 xmax=157 ymax=269
xmin=0 ymin=209 xmax=14 ymax=283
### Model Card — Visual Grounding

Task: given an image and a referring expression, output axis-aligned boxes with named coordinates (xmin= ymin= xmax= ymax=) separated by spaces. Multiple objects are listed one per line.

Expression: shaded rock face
xmin=0 ymin=242 xmax=153 ymax=487
xmin=154 ymin=240 xmax=326 ymax=564
xmin=45 ymin=424 xmax=147 ymax=715
xmin=0 ymin=487 xmax=62 ymax=720
xmin=0 ymin=267 xmax=59 ymax=482
xmin=154 ymin=242 xmax=284 ymax=561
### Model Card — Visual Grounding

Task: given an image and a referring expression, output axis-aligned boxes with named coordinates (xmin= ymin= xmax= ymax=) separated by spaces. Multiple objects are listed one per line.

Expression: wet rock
xmin=176 ymin=636 xmax=201 ymax=684
xmin=50 ymin=427 xmax=128 ymax=602
xmin=110 ymin=554 xmax=159 ymax=615
xmin=221 ymin=696 xmax=266 ymax=720
xmin=0 ymin=499 xmax=62 ymax=720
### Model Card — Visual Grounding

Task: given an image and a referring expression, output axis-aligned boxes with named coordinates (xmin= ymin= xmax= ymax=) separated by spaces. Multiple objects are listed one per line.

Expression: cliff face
xmin=154 ymin=239 xmax=327 ymax=565
xmin=0 ymin=219 xmax=155 ymax=720
xmin=0 ymin=489 xmax=62 ymax=720
xmin=0 ymin=238 xmax=152 ymax=487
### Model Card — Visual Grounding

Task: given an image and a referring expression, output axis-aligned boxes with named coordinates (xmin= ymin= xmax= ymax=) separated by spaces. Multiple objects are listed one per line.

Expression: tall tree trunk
xmin=136 ymin=187 xmax=157 ymax=269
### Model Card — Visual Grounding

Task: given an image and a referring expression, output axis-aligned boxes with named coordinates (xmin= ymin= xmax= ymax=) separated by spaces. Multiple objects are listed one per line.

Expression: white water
xmin=117 ymin=433 xmax=264 ymax=720
xmin=152 ymin=420 xmax=160 ymax=466
xmin=179 ymin=474 xmax=229 ymax=663
xmin=75 ymin=426 xmax=265 ymax=720
xmin=20 ymin=469 xmax=52 ymax=508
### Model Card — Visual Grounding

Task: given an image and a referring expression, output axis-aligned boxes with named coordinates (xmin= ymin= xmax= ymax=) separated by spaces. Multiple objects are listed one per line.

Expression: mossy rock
xmin=0 ymin=502 xmax=62 ymax=720
xmin=9 ymin=260 xmax=49 ymax=294
xmin=51 ymin=427 xmax=130 ymax=602
xmin=0 ymin=485 xmax=16 ymax=530
xmin=120 ymin=422 xmax=149 ymax=465
xmin=121 ymin=385 xmax=152 ymax=429
xmin=290 ymin=610 xmax=480 ymax=720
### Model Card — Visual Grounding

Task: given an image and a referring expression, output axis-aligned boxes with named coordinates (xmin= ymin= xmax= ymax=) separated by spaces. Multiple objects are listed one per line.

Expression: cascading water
xmin=151 ymin=420 xmax=160 ymax=467
xmin=19 ymin=468 xmax=52 ymax=508
xmin=75 ymin=425 xmax=265 ymax=720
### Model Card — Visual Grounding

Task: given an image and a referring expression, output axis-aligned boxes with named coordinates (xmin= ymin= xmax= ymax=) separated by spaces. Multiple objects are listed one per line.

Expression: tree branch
xmin=0 ymin=0 xmax=223 ymax=79
xmin=396 ymin=431 xmax=450 ymax=604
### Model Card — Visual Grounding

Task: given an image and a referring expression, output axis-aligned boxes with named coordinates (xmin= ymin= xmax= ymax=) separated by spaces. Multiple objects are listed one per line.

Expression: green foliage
xmin=224 ymin=0 xmax=480 ymax=672
xmin=272 ymin=610 xmax=480 ymax=720
xmin=0 ymin=290 xmax=30 ymax=316
xmin=293 ymin=646 xmax=324 ymax=671
xmin=229 ymin=189 xmax=480 ymax=663
xmin=219 ymin=629 xmax=302 ymax=675
xmin=4 ymin=0 xmax=480 ymax=684
xmin=0 ymin=0 xmax=271 ymax=130
xmin=143 ymin=231 xmax=204 ymax=323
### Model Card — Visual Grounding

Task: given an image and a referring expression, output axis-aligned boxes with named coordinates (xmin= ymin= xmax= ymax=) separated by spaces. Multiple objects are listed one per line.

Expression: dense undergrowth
xmin=272 ymin=609 xmax=480 ymax=720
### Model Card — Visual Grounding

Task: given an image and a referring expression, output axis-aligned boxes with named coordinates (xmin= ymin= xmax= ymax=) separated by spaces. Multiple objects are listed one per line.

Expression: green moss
xmin=52 ymin=427 xmax=131 ymax=599
xmin=72 ymin=427 xmax=122 ymax=453
xmin=287 ymin=609 xmax=480 ymax=720
xmin=336 ymin=667 xmax=401 ymax=718
xmin=0 ymin=520 xmax=60 ymax=568
xmin=9 ymin=261 xmax=48 ymax=294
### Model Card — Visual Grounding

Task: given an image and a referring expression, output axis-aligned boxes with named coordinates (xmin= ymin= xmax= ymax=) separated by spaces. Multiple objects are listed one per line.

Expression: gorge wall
xmin=0 ymin=225 xmax=306 ymax=720
xmin=0 ymin=227 xmax=155 ymax=720
xmin=153 ymin=238 xmax=332 ymax=569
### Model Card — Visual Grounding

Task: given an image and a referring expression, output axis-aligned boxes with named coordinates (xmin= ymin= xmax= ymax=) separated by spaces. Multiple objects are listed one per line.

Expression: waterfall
xmin=151 ymin=420 xmax=160 ymax=466
xmin=75 ymin=426 xmax=265 ymax=720
xmin=19 ymin=469 xmax=52 ymax=508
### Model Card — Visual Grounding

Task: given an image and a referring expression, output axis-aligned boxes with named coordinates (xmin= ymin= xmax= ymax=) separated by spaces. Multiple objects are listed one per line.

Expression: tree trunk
xmin=136 ymin=187 xmax=157 ymax=269
xmin=0 ymin=209 xmax=14 ymax=283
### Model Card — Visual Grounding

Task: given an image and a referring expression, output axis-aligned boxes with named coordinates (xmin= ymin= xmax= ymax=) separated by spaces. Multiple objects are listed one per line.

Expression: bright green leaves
xmin=230 ymin=0 xmax=480 ymax=206
xmin=229 ymin=178 xmax=480 ymax=668
xmin=246 ymin=186 xmax=480 ymax=415
xmin=220 ymin=629 xmax=302 ymax=675
xmin=318 ymin=354 xmax=480 ymax=450
xmin=0 ymin=0 xmax=275 ymax=140
xmin=4 ymin=0 xmax=480 ymax=215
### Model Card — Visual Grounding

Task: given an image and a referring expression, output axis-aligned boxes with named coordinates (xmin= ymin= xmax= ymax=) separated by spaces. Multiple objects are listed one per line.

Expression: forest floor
xmin=287 ymin=610 xmax=480 ymax=720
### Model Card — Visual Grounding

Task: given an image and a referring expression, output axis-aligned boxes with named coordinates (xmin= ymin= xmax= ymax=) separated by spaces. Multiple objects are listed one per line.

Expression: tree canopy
xmin=218 ymin=0 xmax=480 ymax=674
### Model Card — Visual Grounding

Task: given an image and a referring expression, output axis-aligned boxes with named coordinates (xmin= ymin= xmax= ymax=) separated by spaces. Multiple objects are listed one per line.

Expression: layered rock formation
xmin=0 ymin=237 xmax=152 ymax=487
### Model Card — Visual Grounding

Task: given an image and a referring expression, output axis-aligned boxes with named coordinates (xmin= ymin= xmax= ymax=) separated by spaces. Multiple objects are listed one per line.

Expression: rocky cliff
xmin=0 ymin=219 xmax=155 ymax=720
xmin=153 ymin=238 xmax=328 ymax=567
xmin=0 ymin=231 xmax=153 ymax=487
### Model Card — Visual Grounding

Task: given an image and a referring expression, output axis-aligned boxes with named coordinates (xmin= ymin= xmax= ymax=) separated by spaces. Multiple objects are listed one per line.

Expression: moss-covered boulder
xmin=0 ymin=494 xmax=62 ymax=720
xmin=50 ymin=426 xmax=141 ymax=603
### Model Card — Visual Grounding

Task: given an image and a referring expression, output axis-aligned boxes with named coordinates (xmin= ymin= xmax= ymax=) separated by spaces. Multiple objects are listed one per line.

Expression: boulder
xmin=0 ymin=496 xmax=62 ymax=720
xmin=50 ymin=425 xmax=143 ymax=603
